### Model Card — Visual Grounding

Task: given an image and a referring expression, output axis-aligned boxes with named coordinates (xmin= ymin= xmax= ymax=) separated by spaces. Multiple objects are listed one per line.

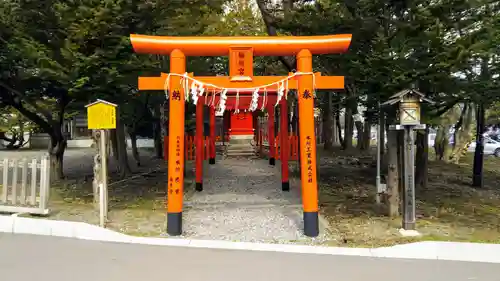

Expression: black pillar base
xmin=269 ymin=157 xmax=275 ymax=166
xmin=195 ymin=182 xmax=203 ymax=192
xmin=303 ymin=211 xmax=319 ymax=237
xmin=282 ymin=181 xmax=290 ymax=191
xmin=167 ymin=212 xmax=182 ymax=236
xmin=209 ymin=158 xmax=216 ymax=164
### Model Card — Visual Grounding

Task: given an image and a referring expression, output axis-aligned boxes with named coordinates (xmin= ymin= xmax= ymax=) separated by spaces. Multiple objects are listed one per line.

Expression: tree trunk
xmin=386 ymin=129 xmax=399 ymax=216
xmin=355 ymin=120 xmax=363 ymax=150
xmin=116 ymin=116 xmax=131 ymax=179
xmin=379 ymin=113 xmax=386 ymax=157
xmin=434 ymin=125 xmax=450 ymax=161
xmin=415 ymin=127 xmax=429 ymax=189
xmin=110 ymin=129 xmax=119 ymax=161
xmin=449 ymin=104 xmax=474 ymax=164
xmin=48 ymin=137 xmax=66 ymax=180
xmin=153 ymin=121 xmax=163 ymax=159
xmin=363 ymin=120 xmax=371 ymax=150
xmin=434 ymin=106 xmax=461 ymax=161
xmin=129 ymin=131 xmax=140 ymax=167
xmin=335 ymin=106 xmax=343 ymax=145
xmin=343 ymin=106 xmax=354 ymax=150
xmin=472 ymin=102 xmax=485 ymax=187
xmin=16 ymin=121 xmax=25 ymax=148
xmin=323 ymin=93 xmax=334 ymax=150
xmin=332 ymin=109 xmax=340 ymax=146
xmin=47 ymin=122 xmax=66 ymax=180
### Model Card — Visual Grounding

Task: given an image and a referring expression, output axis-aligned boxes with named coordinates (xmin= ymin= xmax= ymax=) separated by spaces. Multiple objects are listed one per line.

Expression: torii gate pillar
xmin=166 ymin=49 xmax=186 ymax=236
xmin=297 ymin=49 xmax=319 ymax=237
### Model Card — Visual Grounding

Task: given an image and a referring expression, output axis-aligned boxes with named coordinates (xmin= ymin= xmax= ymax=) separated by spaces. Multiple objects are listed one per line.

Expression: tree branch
xmin=0 ymin=81 xmax=54 ymax=123
xmin=256 ymin=0 xmax=296 ymax=72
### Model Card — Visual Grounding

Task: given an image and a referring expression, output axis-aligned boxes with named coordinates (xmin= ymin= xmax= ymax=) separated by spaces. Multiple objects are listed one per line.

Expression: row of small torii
xmin=131 ymin=33 xmax=350 ymax=238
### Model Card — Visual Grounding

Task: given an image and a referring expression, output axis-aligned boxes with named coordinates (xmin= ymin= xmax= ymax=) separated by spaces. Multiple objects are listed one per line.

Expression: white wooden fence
xmin=0 ymin=156 xmax=50 ymax=215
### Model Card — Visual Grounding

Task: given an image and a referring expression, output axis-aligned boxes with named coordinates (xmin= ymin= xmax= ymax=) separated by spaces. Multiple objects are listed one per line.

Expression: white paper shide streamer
xmin=249 ymin=88 xmax=259 ymax=111
xmin=275 ymin=81 xmax=285 ymax=106
xmin=163 ymin=72 xmax=317 ymax=114
xmin=189 ymin=80 xmax=206 ymax=105
xmin=260 ymin=89 xmax=268 ymax=111
xmin=234 ymin=90 xmax=240 ymax=114
xmin=216 ymin=89 xmax=228 ymax=116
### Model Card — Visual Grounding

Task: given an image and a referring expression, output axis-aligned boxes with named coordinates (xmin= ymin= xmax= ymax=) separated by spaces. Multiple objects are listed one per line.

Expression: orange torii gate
xmin=130 ymin=34 xmax=352 ymax=237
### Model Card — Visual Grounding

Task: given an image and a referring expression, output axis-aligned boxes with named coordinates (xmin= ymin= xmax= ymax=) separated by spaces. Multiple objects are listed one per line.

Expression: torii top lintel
xmin=130 ymin=34 xmax=352 ymax=56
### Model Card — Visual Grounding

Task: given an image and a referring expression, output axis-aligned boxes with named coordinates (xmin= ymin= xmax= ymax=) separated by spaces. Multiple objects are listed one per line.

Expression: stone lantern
xmin=381 ymin=87 xmax=434 ymax=235
xmin=382 ymin=88 xmax=433 ymax=128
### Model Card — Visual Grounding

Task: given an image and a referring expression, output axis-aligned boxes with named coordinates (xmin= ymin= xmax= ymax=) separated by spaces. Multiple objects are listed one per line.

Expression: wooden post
xmin=297 ymin=49 xmax=319 ymax=237
xmin=92 ymin=131 xmax=102 ymax=210
xmin=267 ymin=104 xmax=276 ymax=165
xmin=195 ymin=99 xmax=204 ymax=192
xmin=209 ymin=106 xmax=216 ymax=164
xmin=280 ymin=99 xmax=290 ymax=191
xmin=402 ymin=127 xmax=416 ymax=230
xmin=99 ymin=129 xmax=108 ymax=227
xmin=167 ymin=49 xmax=186 ymax=236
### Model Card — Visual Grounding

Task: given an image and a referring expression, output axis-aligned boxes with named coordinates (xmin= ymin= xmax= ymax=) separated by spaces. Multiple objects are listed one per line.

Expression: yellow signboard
xmin=86 ymin=99 xmax=117 ymax=129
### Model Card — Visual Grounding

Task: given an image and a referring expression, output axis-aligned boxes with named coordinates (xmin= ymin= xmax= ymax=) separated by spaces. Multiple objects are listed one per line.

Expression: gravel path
xmin=182 ymin=158 xmax=325 ymax=243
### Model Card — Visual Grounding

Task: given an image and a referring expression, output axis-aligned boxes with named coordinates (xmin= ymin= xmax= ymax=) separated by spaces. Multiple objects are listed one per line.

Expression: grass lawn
xmin=314 ymin=147 xmax=500 ymax=247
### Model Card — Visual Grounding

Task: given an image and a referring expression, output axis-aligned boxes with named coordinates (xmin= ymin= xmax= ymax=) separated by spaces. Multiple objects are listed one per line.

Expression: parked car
xmin=468 ymin=136 xmax=500 ymax=157
xmin=428 ymin=133 xmax=500 ymax=157
xmin=487 ymin=133 xmax=500 ymax=142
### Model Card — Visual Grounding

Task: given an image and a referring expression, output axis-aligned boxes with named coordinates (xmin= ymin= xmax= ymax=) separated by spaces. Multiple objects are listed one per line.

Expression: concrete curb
xmin=1 ymin=215 xmax=500 ymax=263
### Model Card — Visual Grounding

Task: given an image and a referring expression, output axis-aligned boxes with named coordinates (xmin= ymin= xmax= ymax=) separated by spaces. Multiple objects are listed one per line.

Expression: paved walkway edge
xmin=1 ymin=215 xmax=500 ymax=263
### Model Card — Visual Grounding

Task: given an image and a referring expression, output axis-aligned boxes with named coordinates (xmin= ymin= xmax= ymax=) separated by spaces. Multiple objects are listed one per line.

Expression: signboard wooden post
xmin=85 ymin=99 xmax=117 ymax=227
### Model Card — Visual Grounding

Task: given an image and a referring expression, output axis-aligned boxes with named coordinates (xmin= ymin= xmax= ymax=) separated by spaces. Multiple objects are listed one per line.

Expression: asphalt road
xmin=0 ymin=234 xmax=498 ymax=281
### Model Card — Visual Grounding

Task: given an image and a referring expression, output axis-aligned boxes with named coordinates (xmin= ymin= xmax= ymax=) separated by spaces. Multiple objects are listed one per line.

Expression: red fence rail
xmin=164 ymin=136 xmax=211 ymax=161
xmin=164 ymin=134 xmax=300 ymax=161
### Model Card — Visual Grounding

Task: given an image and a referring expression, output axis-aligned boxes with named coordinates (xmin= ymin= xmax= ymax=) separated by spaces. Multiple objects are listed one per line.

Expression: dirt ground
xmin=9 ymin=146 xmax=500 ymax=246
xmin=46 ymin=149 xmax=196 ymax=237
xmin=312 ymin=148 xmax=500 ymax=247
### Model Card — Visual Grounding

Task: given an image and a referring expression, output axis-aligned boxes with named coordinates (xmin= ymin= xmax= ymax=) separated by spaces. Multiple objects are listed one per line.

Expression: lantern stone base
xmin=398 ymin=228 xmax=421 ymax=237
